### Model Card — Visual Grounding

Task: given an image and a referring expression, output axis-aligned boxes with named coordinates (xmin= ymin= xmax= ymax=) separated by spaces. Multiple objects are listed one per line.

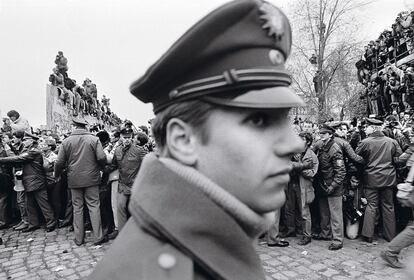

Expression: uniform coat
xmin=0 ymin=145 xmax=55 ymax=228
xmin=356 ymin=131 xmax=402 ymax=188
xmin=314 ymin=138 xmax=346 ymax=244
xmin=356 ymin=130 xmax=401 ymax=240
xmin=55 ymin=129 xmax=106 ymax=188
xmin=0 ymin=146 xmax=47 ymax=192
xmin=88 ymin=154 xmax=267 ymax=280
xmin=315 ymin=138 xmax=346 ymax=197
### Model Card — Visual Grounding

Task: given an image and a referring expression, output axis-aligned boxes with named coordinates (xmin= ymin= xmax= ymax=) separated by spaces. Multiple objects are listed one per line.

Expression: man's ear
xmin=165 ymin=118 xmax=198 ymax=165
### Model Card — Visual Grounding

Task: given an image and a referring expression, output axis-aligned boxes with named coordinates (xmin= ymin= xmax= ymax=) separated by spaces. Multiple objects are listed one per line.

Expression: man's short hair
xmin=7 ymin=110 xmax=20 ymax=119
xmin=136 ymin=132 xmax=149 ymax=146
xmin=151 ymin=100 xmax=214 ymax=149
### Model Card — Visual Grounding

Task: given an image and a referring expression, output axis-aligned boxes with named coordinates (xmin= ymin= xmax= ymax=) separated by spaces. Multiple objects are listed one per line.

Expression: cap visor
xmin=202 ymin=86 xmax=305 ymax=109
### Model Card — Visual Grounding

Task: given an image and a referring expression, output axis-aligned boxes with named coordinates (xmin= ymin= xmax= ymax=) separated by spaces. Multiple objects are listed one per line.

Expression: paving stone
xmin=270 ymin=273 xmax=289 ymax=280
xmin=2 ymin=226 xmax=413 ymax=280
xmin=332 ymin=276 xmax=352 ymax=280
xmin=57 ymin=269 xmax=76 ymax=277
xmin=278 ymin=255 xmax=293 ymax=263
xmin=308 ymin=263 xmax=326 ymax=271
xmin=281 ymin=270 xmax=298 ymax=278
xmin=265 ymin=259 xmax=282 ymax=266
xmin=320 ymin=268 xmax=340 ymax=277
xmin=9 ymin=270 xmax=28 ymax=278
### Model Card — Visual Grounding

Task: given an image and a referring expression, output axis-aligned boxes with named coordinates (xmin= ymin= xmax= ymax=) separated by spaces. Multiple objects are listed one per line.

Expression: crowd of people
xmin=356 ymin=10 xmax=414 ymax=116
xmin=362 ymin=10 xmax=413 ymax=72
xmin=49 ymin=51 xmax=122 ymax=126
xmin=2 ymin=5 xmax=414 ymax=278
xmin=268 ymin=113 xmax=414 ymax=268
xmin=0 ymin=109 xmax=155 ymax=246
xmin=3 ymin=105 xmax=414 ymax=269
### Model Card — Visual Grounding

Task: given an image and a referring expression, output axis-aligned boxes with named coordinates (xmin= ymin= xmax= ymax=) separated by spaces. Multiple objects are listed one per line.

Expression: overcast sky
xmin=0 ymin=0 xmax=413 ymax=127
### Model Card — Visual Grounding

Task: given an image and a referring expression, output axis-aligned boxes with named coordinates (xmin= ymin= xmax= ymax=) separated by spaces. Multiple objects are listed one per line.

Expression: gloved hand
xmin=326 ymin=185 xmax=334 ymax=195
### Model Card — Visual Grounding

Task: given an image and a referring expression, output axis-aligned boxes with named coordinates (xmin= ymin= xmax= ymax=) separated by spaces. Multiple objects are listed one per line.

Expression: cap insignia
xmin=259 ymin=2 xmax=285 ymax=41
xmin=268 ymin=49 xmax=285 ymax=65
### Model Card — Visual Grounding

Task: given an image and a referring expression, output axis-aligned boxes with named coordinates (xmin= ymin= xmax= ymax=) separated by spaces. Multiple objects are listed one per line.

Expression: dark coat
xmin=0 ymin=146 xmax=47 ymax=192
xmin=0 ymin=146 xmax=14 ymax=192
xmin=88 ymin=154 xmax=266 ymax=280
xmin=356 ymin=131 xmax=402 ymax=188
xmin=55 ymin=129 xmax=106 ymax=188
xmin=315 ymin=138 xmax=346 ymax=197
xmin=333 ymin=136 xmax=365 ymax=166
xmin=110 ymin=144 xmax=147 ymax=195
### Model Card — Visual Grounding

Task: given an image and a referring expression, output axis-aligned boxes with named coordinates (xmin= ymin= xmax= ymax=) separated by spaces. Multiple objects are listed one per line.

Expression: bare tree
xmin=287 ymin=0 xmax=370 ymax=122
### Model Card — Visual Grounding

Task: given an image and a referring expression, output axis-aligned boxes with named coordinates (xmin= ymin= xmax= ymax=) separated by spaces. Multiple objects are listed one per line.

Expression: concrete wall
xmin=46 ymin=84 xmax=112 ymax=133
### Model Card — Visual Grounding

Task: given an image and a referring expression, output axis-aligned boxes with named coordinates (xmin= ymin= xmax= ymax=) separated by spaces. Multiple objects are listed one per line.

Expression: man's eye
xmin=247 ymin=113 xmax=268 ymax=127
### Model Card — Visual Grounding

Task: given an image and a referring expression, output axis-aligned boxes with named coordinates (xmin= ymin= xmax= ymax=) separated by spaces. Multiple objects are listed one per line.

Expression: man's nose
xmin=273 ymin=126 xmax=305 ymax=157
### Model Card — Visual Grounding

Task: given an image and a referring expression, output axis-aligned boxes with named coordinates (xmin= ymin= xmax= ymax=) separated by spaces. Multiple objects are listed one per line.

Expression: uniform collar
xmin=322 ymin=137 xmax=334 ymax=150
xmin=129 ymin=154 xmax=266 ymax=280
xmin=70 ymin=129 xmax=90 ymax=136
xmin=368 ymin=131 xmax=384 ymax=137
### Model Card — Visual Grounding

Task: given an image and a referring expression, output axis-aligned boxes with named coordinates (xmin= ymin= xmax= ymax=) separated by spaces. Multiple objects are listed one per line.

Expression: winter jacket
xmin=0 ymin=146 xmax=47 ymax=192
xmin=110 ymin=144 xmax=147 ymax=195
xmin=55 ymin=129 xmax=106 ymax=188
xmin=356 ymin=131 xmax=402 ymax=188
xmin=315 ymin=138 xmax=346 ymax=197
xmin=291 ymin=148 xmax=319 ymax=204
xmin=43 ymin=151 xmax=58 ymax=185
xmin=334 ymin=136 xmax=365 ymax=166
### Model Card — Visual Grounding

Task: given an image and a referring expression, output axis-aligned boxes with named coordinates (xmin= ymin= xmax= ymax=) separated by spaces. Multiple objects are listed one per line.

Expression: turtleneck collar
xmin=159 ymin=157 xmax=273 ymax=239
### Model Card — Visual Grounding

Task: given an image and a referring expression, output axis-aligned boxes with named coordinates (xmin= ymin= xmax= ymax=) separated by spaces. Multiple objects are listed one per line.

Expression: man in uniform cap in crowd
xmin=55 ymin=117 xmax=107 ymax=246
xmin=89 ymin=0 xmax=304 ymax=279
xmin=356 ymin=117 xmax=402 ymax=243
xmin=313 ymin=124 xmax=346 ymax=250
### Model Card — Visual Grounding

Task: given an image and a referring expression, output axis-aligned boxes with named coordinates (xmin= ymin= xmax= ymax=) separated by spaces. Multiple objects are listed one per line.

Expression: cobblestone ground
xmin=1 ymin=226 xmax=414 ymax=279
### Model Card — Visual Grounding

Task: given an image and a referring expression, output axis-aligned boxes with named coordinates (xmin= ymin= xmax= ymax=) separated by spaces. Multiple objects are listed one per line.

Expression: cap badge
xmin=268 ymin=49 xmax=285 ymax=65
xmin=259 ymin=2 xmax=285 ymax=41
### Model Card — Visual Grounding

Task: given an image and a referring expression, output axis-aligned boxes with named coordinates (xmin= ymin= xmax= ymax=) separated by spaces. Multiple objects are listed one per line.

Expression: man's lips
xmin=269 ymin=165 xmax=293 ymax=177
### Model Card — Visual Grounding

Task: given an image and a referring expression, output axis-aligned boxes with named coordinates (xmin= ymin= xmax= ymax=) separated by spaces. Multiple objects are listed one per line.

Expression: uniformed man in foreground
xmin=89 ymin=0 xmax=305 ymax=279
